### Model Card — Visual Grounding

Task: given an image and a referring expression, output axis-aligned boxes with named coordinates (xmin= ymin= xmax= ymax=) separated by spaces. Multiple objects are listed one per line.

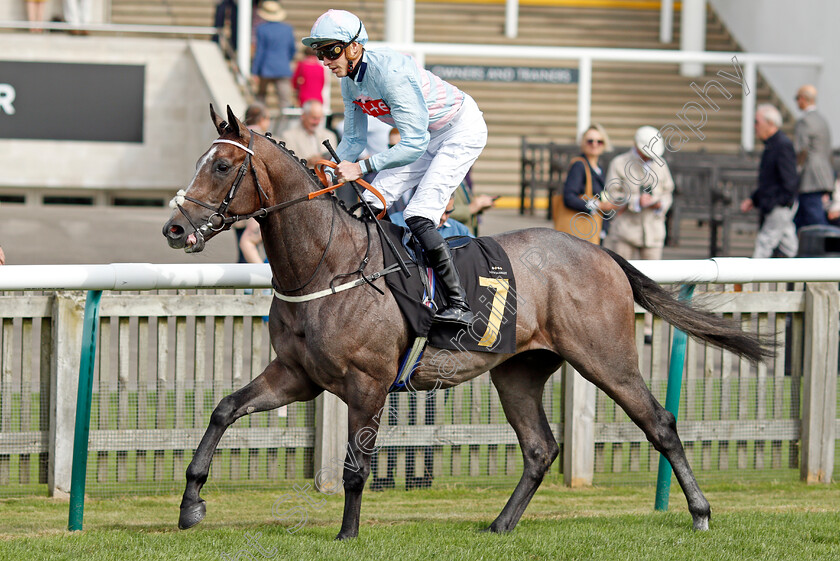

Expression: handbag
xmin=551 ymin=157 xmax=603 ymax=244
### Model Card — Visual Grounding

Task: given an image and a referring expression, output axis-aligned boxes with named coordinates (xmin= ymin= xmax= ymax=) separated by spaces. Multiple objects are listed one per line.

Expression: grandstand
xmin=108 ymin=0 xmax=791 ymax=195
xmin=10 ymin=1 xmax=796 ymax=197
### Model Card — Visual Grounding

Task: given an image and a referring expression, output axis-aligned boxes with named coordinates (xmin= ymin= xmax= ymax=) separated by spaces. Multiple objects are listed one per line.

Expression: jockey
xmin=303 ymin=9 xmax=487 ymax=327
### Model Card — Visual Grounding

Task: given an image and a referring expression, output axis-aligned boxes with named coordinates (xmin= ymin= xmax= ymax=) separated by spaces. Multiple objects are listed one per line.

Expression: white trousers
xmin=364 ymin=95 xmax=487 ymax=224
xmin=64 ymin=0 xmax=93 ymax=25
xmin=752 ymin=203 xmax=799 ymax=258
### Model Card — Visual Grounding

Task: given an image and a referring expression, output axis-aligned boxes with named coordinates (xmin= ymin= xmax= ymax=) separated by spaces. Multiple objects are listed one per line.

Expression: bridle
xmin=170 ymin=131 xmax=393 ymax=298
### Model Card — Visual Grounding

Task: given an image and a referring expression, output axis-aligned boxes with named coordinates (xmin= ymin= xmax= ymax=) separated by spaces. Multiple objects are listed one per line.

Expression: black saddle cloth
xmin=378 ymin=221 xmax=517 ymax=354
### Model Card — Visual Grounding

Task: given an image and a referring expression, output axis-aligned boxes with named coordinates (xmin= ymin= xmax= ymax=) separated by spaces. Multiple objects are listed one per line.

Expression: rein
xmin=171 ymin=133 xmax=398 ymax=301
xmin=170 ymin=137 xmax=386 ymax=238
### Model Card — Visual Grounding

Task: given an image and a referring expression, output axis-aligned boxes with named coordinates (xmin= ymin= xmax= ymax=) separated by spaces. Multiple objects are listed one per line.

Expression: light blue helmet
xmin=302 ymin=10 xmax=368 ymax=49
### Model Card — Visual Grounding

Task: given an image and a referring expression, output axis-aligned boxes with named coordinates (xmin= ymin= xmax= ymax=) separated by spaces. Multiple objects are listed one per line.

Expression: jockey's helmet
xmin=302 ymin=10 xmax=368 ymax=49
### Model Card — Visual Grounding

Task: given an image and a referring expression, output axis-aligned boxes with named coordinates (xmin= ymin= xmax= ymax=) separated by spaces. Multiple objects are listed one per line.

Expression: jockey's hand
xmin=335 ymin=160 xmax=363 ymax=183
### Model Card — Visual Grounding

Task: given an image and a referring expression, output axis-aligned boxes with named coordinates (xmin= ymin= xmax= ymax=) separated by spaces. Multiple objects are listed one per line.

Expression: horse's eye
xmin=216 ymin=162 xmax=230 ymax=173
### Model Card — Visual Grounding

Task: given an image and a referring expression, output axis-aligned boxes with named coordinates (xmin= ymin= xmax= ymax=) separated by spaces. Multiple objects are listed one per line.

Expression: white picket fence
xmin=0 ymin=260 xmax=837 ymax=497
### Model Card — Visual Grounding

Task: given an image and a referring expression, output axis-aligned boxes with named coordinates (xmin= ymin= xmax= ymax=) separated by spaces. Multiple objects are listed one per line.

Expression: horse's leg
xmin=487 ymin=352 xmax=562 ymax=533
xmin=336 ymin=390 xmax=389 ymax=540
xmin=568 ymin=348 xmax=710 ymax=530
xmin=179 ymin=358 xmax=322 ymax=530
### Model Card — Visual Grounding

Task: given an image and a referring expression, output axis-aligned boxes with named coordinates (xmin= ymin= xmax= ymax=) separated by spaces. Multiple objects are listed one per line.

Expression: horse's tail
xmin=604 ymin=248 xmax=776 ymax=363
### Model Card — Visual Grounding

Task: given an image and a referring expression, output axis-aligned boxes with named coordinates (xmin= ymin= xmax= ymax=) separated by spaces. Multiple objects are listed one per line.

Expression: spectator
xmin=603 ymin=125 xmax=674 ymax=261
xmin=212 ymin=0 xmax=237 ymax=51
xmin=25 ymin=0 xmax=48 ymax=33
xmin=793 ymin=84 xmax=832 ymax=229
xmin=251 ymin=1 xmax=295 ymax=117
xmin=280 ymin=100 xmax=338 ymax=165
xmin=828 ymin=179 xmax=840 ymax=226
xmin=239 ymin=218 xmax=265 ymax=265
xmin=303 ymin=10 xmax=488 ymax=326
xmin=244 ymin=101 xmax=271 ymax=134
xmin=0 ymin=245 xmax=5 ymax=265
xmin=740 ymin=104 xmax=799 ymax=258
xmin=390 ymin=195 xmax=473 ymax=238
xmin=603 ymin=125 xmax=674 ymax=343
xmin=63 ymin=0 xmax=92 ymax=35
xmin=292 ymin=47 xmax=326 ymax=106
xmin=553 ymin=123 xmax=614 ymax=244
xmin=449 ymin=170 xmax=495 ymax=237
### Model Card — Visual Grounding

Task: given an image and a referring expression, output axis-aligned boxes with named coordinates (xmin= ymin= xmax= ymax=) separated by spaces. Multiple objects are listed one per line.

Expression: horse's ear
xmin=225 ymin=105 xmax=248 ymax=139
xmin=210 ymin=104 xmax=227 ymax=136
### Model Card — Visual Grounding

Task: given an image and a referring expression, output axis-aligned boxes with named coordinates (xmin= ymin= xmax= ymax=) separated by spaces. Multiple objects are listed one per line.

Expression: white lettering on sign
xmin=0 ymin=84 xmax=15 ymax=115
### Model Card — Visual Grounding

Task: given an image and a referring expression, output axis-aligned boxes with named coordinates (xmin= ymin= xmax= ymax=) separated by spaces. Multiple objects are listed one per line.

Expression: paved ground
xmin=0 ymin=203 xmax=754 ymax=266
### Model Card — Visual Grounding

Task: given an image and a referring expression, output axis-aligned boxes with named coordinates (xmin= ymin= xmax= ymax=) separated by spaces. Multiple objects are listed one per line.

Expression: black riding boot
xmin=404 ymin=215 xmax=474 ymax=326
xmin=425 ymin=242 xmax=474 ymax=326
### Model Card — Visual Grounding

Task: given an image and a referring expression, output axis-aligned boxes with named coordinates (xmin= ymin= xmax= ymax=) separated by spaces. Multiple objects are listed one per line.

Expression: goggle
xmin=315 ymin=43 xmax=347 ymax=61
xmin=314 ymin=23 xmax=363 ymax=61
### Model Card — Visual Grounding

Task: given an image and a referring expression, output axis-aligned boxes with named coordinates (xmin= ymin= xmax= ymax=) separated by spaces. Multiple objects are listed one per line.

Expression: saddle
xmin=377 ymin=221 xmax=517 ymax=392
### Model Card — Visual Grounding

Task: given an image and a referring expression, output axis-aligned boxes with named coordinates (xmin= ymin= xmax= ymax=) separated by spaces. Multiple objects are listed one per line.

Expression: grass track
xmin=1 ymin=481 xmax=839 ymax=560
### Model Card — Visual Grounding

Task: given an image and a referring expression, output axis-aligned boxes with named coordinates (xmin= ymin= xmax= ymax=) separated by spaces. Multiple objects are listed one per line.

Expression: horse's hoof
xmin=691 ymin=512 xmax=710 ymax=531
xmin=483 ymin=522 xmax=512 ymax=534
xmin=335 ymin=531 xmax=357 ymax=541
xmin=178 ymin=501 xmax=206 ymax=530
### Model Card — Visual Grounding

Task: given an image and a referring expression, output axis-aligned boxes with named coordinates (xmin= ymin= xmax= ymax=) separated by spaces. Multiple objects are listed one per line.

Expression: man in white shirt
xmin=280 ymin=99 xmax=337 ymax=165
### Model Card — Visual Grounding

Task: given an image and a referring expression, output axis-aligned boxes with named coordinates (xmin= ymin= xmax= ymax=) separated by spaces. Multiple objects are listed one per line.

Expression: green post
xmin=68 ymin=290 xmax=103 ymax=531
xmin=654 ymin=284 xmax=695 ymax=511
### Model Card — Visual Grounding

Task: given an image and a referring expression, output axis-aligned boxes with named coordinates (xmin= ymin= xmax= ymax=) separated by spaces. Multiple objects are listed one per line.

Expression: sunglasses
xmin=585 ymin=139 xmax=605 ymax=145
xmin=316 ymin=43 xmax=346 ymax=61
xmin=443 ymin=209 xmax=454 ymax=216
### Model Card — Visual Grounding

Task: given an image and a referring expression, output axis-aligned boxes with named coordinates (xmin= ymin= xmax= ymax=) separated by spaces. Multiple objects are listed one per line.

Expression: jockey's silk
xmin=336 ymin=47 xmax=466 ymax=173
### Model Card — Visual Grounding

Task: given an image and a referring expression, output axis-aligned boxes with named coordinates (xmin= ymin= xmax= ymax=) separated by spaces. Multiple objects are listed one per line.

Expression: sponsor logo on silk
xmin=353 ymin=98 xmax=391 ymax=117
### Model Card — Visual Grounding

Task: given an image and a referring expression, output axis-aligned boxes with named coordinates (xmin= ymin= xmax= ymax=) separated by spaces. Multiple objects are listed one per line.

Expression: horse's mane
xmin=255 ymin=131 xmax=366 ymax=223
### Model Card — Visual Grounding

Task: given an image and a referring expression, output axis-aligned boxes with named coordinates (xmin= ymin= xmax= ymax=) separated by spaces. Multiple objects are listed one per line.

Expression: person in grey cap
xmin=603 ymin=126 xmax=674 ymax=343
xmin=302 ymin=9 xmax=488 ymax=327
xmin=603 ymin=125 xmax=675 ymax=262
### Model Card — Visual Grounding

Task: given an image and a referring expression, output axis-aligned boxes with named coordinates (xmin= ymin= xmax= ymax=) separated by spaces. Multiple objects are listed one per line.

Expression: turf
xmin=1 ymin=480 xmax=839 ymax=560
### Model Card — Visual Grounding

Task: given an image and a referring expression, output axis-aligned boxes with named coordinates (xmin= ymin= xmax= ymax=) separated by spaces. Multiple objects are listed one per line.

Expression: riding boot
xmin=405 ymin=215 xmax=474 ymax=326
xmin=425 ymin=242 xmax=474 ymax=326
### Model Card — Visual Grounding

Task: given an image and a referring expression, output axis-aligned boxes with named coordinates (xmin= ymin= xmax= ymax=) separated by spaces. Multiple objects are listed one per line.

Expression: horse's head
xmin=163 ymin=105 xmax=272 ymax=253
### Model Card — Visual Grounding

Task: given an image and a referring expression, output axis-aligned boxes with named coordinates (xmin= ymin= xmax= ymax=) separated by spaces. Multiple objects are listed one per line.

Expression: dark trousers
xmin=212 ymin=0 xmax=237 ymax=49
xmin=794 ymin=192 xmax=828 ymax=230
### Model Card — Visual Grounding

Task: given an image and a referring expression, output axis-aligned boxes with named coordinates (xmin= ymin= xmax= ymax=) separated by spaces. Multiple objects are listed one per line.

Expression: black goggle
xmin=315 ymin=43 xmax=347 ymax=61
xmin=314 ymin=23 xmax=363 ymax=61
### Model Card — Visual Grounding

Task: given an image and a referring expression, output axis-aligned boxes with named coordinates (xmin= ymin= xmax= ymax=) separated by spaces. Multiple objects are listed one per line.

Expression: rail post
xmin=68 ymin=290 xmax=103 ymax=531
xmin=655 ymin=284 xmax=695 ymax=511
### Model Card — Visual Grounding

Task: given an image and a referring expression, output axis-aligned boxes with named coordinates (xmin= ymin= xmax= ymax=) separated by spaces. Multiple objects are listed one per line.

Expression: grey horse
xmin=162 ymin=106 xmax=773 ymax=540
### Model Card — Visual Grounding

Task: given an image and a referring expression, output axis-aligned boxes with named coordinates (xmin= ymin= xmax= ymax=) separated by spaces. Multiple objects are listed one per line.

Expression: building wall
xmin=0 ymin=34 xmax=244 ymax=200
xmin=709 ymin=0 xmax=838 ymax=146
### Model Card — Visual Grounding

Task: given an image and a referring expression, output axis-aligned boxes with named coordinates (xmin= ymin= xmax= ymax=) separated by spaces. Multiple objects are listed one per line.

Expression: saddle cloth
xmin=378 ymin=221 xmax=517 ymax=355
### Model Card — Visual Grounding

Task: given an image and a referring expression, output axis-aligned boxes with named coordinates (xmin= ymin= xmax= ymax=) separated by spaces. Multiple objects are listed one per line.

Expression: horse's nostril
xmin=164 ymin=221 xmax=185 ymax=239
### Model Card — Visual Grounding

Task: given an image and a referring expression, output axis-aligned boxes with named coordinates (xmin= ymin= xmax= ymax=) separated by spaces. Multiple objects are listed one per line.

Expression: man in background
xmin=741 ymin=104 xmax=799 ymax=258
xmin=280 ymin=100 xmax=337 ymax=165
xmin=793 ymin=84 xmax=833 ymax=228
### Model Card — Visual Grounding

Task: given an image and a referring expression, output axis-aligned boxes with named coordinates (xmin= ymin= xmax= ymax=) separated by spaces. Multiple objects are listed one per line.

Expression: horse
xmin=163 ymin=105 xmax=774 ymax=540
